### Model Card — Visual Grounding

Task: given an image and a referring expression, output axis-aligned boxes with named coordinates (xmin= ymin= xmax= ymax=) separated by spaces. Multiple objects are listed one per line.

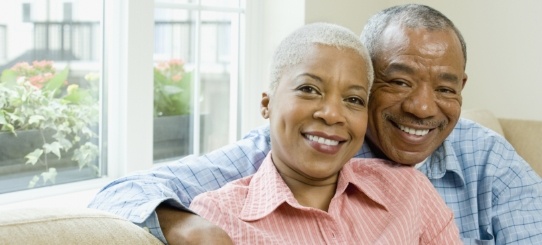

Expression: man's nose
xmin=401 ymin=85 xmax=438 ymax=119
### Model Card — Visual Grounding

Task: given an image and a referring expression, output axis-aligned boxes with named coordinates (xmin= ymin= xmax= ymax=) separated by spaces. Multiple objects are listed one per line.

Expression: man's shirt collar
xmin=417 ymin=139 xmax=466 ymax=186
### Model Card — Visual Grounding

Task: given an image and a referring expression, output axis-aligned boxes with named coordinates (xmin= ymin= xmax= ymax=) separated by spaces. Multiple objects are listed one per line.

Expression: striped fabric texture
xmin=189 ymin=154 xmax=461 ymax=244
xmin=88 ymin=119 xmax=542 ymax=244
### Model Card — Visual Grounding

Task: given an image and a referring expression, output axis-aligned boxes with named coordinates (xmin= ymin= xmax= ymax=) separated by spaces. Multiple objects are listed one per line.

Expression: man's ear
xmin=461 ymin=73 xmax=468 ymax=89
xmin=260 ymin=92 xmax=270 ymax=119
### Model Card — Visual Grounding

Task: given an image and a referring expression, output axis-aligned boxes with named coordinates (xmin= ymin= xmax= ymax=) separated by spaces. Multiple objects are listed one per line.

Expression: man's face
xmin=366 ymin=24 xmax=467 ymax=165
xmin=261 ymin=44 xmax=369 ymax=184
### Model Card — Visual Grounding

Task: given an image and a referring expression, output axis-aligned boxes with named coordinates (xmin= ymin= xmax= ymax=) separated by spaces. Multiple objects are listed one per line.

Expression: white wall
xmin=247 ymin=0 xmax=542 ymax=129
xmin=241 ymin=0 xmax=306 ymax=135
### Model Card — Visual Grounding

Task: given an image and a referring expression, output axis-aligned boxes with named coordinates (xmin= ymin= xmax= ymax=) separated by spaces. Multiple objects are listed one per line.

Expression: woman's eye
xmin=298 ymin=85 xmax=318 ymax=94
xmin=346 ymin=97 xmax=365 ymax=106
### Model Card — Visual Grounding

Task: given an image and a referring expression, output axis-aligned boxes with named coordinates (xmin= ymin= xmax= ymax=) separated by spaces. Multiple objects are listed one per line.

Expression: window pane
xmin=0 ymin=1 xmax=103 ymax=194
xmin=154 ymin=7 xmax=195 ymax=161
xmin=200 ymin=0 xmax=240 ymax=8
xmin=154 ymin=3 xmax=243 ymax=162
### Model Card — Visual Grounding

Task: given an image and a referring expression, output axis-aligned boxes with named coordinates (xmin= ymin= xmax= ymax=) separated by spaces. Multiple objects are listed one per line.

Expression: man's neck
xmin=365 ymin=137 xmax=390 ymax=160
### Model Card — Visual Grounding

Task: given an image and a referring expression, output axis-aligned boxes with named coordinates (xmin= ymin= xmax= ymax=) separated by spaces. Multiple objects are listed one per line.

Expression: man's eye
xmin=391 ymin=80 xmax=409 ymax=87
xmin=436 ymin=87 xmax=456 ymax=94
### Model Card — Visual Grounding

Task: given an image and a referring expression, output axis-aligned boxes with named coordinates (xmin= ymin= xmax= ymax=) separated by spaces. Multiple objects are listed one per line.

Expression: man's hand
xmin=156 ymin=204 xmax=234 ymax=245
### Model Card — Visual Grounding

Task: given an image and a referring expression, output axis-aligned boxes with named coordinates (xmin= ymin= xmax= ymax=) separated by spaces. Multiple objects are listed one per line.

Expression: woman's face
xmin=261 ymin=44 xmax=370 ymax=185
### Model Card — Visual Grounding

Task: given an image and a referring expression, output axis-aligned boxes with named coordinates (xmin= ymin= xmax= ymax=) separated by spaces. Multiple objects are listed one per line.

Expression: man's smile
xmin=398 ymin=124 xmax=430 ymax=136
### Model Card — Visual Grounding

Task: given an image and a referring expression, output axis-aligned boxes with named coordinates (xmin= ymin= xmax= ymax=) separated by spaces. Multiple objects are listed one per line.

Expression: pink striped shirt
xmin=190 ymin=154 xmax=461 ymax=244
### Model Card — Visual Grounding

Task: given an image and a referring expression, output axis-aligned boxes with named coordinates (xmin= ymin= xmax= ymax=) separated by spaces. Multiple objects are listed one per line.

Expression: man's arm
xmin=88 ymin=125 xmax=271 ymax=243
xmin=455 ymin=121 xmax=542 ymax=244
xmin=490 ymin=155 xmax=542 ymax=244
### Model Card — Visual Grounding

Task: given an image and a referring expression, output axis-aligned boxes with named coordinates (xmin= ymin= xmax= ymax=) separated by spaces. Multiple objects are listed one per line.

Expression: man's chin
xmin=365 ymin=136 xmax=431 ymax=165
xmin=385 ymin=150 xmax=430 ymax=166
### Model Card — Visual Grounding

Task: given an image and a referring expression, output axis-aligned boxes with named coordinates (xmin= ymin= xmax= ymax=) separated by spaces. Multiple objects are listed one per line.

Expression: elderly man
xmin=89 ymin=4 xmax=542 ymax=245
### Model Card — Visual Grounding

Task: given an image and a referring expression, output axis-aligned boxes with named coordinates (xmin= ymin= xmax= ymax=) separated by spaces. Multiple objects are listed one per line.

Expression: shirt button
xmin=143 ymin=227 xmax=150 ymax=232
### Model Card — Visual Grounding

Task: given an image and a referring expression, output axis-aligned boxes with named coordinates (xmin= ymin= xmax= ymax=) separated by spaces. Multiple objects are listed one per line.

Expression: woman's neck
xmin=279 ymin=171 xmax=337 ymax=212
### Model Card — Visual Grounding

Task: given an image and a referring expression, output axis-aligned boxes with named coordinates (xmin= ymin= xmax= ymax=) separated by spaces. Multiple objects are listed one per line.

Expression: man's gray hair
xmin=361 ymin=4 xmax=467 ymax=68
xmin=269 ymin=22 xmax=374 ymax=94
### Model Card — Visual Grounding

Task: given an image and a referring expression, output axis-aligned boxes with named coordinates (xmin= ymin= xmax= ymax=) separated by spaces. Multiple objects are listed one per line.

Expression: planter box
xmin=153 ymin=115 xmax=192 ymax=161
xmin=0 ymin=130 xmax=69 ymax=172
xmin=0 ymin=129 xmax=98 ymax=193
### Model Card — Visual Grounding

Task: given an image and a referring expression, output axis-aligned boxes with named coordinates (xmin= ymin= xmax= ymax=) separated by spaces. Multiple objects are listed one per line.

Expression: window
xmin=22 ymin=3 xmax=31 ymax=22
xmin=0 ymin=0 xmax=258 ymax=204
xmin=63 ymin=2 xmax=73 ymax=22
xmin=153 ymin=0 xmax=244 ymax=162
xmin=0 ymin=0 xmax=103 ymax=194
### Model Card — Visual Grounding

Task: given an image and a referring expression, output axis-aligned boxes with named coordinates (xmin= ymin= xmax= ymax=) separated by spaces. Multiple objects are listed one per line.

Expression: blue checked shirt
xmin=88 ymin=118 xmax=542 ymax=244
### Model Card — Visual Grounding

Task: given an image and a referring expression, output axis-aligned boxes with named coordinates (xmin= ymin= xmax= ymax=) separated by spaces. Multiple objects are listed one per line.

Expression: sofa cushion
xmin=461 ymin=108 xmax=505 ymax=136
xmin=0 ymin=208 xmax=163 ymax=245
xmin=499 ymin=118 xmax=542 ymax=177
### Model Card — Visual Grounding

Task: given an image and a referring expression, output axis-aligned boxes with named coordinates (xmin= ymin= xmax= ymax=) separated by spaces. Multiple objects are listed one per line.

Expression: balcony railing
xmin=154 ymin=20 xmax=231 ymax=64
xmin=0 ymin=25 xmax=6 ymax=61
xmin=0 ymin=20 xmax=231 ymax=70
xmin=33 ymin=21 xmax=100 ymax=62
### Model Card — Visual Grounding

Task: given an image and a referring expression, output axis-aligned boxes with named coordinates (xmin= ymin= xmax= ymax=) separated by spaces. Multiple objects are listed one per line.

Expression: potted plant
xmin=0 ymin=60 xmax=100 ymax=190
xmin=152 ymin=59 xmax=193 ymax=161
xmin=153 ymin=59 xmax=192 ymax=117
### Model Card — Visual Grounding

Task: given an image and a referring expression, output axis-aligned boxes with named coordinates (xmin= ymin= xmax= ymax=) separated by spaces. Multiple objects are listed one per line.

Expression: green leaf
xmin=1 ymin=123 xmax=16 ymax=135
xmin=0 ymin=111 xmax=7 ymax=125
xmin=28 ymin=115 xmax=45 ymax=125
xmin=62 ymin=89 xmax=87 ymax=104
xmin=28 ymin=175 xmax=40 ymax=188
xmin=0 ymin=69 xmax=18 ymax=86
xmin=41 ymin=168 xmax=57 ymax=184
xmin=43 ymin=66 xmax=69 ymax=92
xmin=44 ymin=142 xmax=63 ymax=158
xmin=25 ymin=149 xmax=44 ymax=165
xmin=73 ymin=142 xmax=99 ymax=170
xmin=161 ymin=85 xmax=183 ymax=95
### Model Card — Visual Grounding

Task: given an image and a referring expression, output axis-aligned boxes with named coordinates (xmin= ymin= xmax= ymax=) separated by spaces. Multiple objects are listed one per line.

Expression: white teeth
xmin=307 ymin=135 xmax=339 ymax=146
xmin=398 ymin=125 xmax=429 ymax=136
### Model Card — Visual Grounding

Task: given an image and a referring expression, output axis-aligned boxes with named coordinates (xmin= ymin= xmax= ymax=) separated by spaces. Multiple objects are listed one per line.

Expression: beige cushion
xmin=461 ymin=108 xmax=505 ymax=136
xmin=461 ymin=108 xmax=541 ymax=177
xmin=499 ymin=118 xmax=542 ymax=177
xmin=0 ymin=208 xmax=163 ymax=245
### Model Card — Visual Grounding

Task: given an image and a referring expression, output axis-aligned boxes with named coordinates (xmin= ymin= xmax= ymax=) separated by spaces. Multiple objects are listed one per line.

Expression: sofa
xmin=0 ymin=109 xmax=540 ymax=245
xmin=0 ymin=208 xmax=163 ymax=245
xmin=461 ymin=108 xmax=542 ymax=176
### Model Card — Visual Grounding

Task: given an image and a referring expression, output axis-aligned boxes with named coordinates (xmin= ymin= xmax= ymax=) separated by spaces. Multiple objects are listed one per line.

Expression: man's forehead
xmin=377 ymin=26 xmax=465 ymax=68
xmin=383 ymin=62 xmax=460 ymax=82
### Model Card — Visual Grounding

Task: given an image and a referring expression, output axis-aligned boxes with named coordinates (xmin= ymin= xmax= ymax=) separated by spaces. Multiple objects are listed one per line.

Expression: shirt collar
xmin=239 ymin=153 xmax=298 ymax=221
xmin=417 ymin=139 xmax=466 ymax=186
xmin=239 ymin=153 xmax=390 ymax=221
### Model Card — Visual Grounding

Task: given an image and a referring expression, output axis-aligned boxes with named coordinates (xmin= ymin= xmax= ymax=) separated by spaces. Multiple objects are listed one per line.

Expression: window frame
xmin=0 ymin=0 xmax=266 ymax=207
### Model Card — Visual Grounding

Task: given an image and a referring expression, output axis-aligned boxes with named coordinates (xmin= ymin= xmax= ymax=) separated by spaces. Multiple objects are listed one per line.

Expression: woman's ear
xmin=260 ymin=92 xmax=270 ymax=119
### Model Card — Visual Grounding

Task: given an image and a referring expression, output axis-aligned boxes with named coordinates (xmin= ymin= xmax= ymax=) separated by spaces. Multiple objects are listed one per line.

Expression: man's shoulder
xmin=435 ymin=118 xmax=527 ymax=180
xmin=192 ymin=175 xmax=253 ymax=206
xmin=448 ymin=118 xmax=505 ymax=143
xmin=444 ymin=118 xmax=515 ymax=157
xmin=177 ymin=124 xmax=271 ymax=168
